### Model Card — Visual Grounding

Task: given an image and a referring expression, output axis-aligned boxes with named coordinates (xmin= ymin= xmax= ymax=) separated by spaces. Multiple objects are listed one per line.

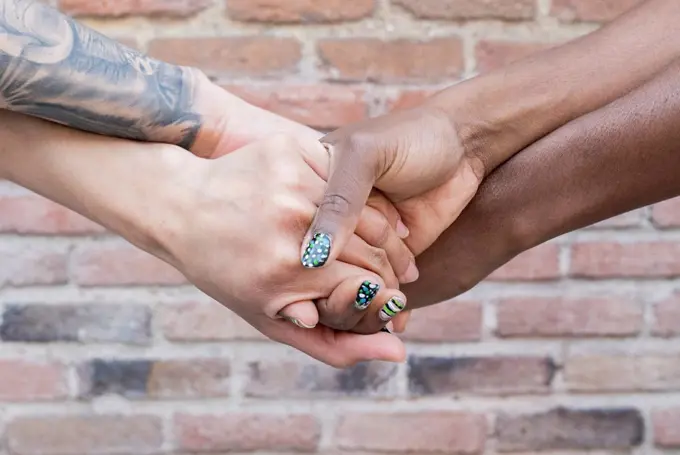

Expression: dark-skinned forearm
xmin=405 ymin=58 xmax=680 ymax=308
xmin=429 ymin=0 xmax=680 ymax=177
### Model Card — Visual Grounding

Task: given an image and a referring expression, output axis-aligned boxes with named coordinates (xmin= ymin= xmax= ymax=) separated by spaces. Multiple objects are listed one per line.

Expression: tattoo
xmin=0 ymin=0 xmax=202 ymax=149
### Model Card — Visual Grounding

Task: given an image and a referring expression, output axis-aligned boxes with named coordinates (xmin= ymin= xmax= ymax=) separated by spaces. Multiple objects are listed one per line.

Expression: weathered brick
xmin=496 ymin=297 xmax=643 ymax=337
xmin=496 ymin=408 xmax=644 ymax=451
xmin=227 ymin=0 xmax=375 ymax=23
xmin=1 ymin=304 xmax=150 ymax=344
xmin=401 ymin=300 xmax=482 ymax=342
xmin=386 ymin=89 xmax=438 ymax=112
xmin=0 ymin=360 xmax=68 ymax=402
xmin=157 ymin=301 xmax=265 ymax=341
xmin=58 ymin=0 xmax=212 ymax=17
xmin=148 ymin=37 xmax=301 ymax=77
xmin=0 ymin=194 xmax=104 ymax=234
xmin=175 ymin=413 xmax=320 ymax=452
xmin=318 ymin=38 xmax=463 ymax=83
xmin=653 ymin=408 xmax=680 ymax=448
xmin=72 ymin=243 xmax=186 ymax=286
xmin=79 ymin=358 xmax=230 ymax=399
xmin=409 ymin=356 xmax=554 ymax=396
xmin=394 ymin=0 xmax=535 ymax=20
xmin=652 ymin=198 xmax=680 ymax=228
xmin=335 ymin=412 xmax=486 ymax=453
xmin=224 ymin=84 xmax=367 ymax=129
xmin=0 ymin=243 xmax=68 ymax=287
xmin=565 ymin=355 xmax=680 ymax=392
xmin=653 ymin=293 xmax=680 ymax=337
xmin=475 ymin=40 xmax=552 ymax=73
xmin=587 ymin=209 xmax=646 ymax=229
xmin=488 ymin=243 xmax=560 ymax=281
xmin=245 ymin=360 xmax=397 ymax=398
xmin=6 ymin=415 xmax=163 ymax=455
xmin=551 ymin=0 xmax=644 ymax=22
xmin=570 ymin=242 xmax=680 ymax=278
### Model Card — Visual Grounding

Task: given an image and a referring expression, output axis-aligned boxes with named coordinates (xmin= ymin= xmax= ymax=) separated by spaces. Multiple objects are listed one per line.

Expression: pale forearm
xmin=429 ymin=0 xmax=680 ymax=176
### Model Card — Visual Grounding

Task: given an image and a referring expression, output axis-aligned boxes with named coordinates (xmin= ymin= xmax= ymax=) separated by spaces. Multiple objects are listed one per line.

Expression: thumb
xmin=300 ymin=138 xmax=380 ymax=269
xmin=277 ymin=300 xmax=319 ymax=329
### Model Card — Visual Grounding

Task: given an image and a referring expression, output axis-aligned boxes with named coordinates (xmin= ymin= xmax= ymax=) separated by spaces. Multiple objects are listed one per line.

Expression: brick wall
xmin=1 ymin=0 xmax=680 ymax=454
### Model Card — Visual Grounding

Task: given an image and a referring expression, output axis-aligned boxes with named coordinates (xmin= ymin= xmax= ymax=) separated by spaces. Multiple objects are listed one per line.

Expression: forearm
xmin=430 ymin=0 xmax=680 ymax=176
xmin=0 ymin=110 xmax=191 ymax=258
xmin=405 ymin=57 xmax=680 ymax=308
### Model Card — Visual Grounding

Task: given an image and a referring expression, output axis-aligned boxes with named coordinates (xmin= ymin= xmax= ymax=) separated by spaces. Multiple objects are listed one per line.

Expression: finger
xmin=263 ymin=317 xmax=406 ymax=368
xmin=300 ymin=137 xmax=380 ymax=270
xmin=391 ymin=310 xmax=411 ymax=333
xmin=351 ymin=290 xmax=408 ymax=335
xmin=355 ymin=204 xmax=418 ymax=284
xmin=315 ymin=275 xmax=384 ymax=331
xmin=336 ymin=235 xmax=399 ymax=289
xmin=368 ymin=190 xmax=409 ymax=239
xmin=277 ymin=301 xmax=319 ymax=329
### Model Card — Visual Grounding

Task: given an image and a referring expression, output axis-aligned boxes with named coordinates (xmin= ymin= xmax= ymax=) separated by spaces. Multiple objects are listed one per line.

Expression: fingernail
xmin=380 ymin=327 xmax=391 ymax=333
xmin=354 ymin=280 xmax=380 ymax=310
xmin=379 ymin=297 xmax=407 ymax=322
xmin=399 ymin=259 xmax=419 ymax=284
xmin=301 ymin=232 xmax=332 ymax=268
xmin=396 ymin=219 xmax=410 ymax=239
xmin=283 ymin=315 xmax=316 ymax=329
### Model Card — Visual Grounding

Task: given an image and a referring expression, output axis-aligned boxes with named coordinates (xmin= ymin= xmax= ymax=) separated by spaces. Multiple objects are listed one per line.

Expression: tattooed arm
xmin=0 ymin=0 xmax=318 ymax=157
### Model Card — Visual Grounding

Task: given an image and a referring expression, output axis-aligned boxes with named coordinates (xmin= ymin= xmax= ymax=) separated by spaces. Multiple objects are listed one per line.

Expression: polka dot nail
xmin=354 ymin=280 xmax=380 ymax=310
xmin=301 ymin=232 xmax=331 ymax=268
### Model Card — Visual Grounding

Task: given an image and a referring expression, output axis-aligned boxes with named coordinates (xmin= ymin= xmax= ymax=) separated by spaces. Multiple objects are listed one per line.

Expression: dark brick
xmin=496 ymin=408 xmax=644 ymax=451
xmin=245 ymin=360 xmax=397 ymax=398
xmin=409 ymin=356 xmax=555 ymax=396
xmin=80 ymin=360 xmax=151 ymax=399
xmin=1 ymin=304 xmax=151 ymax=344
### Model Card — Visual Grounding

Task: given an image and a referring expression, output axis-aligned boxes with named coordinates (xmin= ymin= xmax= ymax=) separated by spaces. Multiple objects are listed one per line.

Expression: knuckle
xmin=367 ymin=246 xmax=390 ymax=271
xmin=320 ymin=192 xmax=352 ymax=217
xmin=372 ymin=214 xmax=392 ymax=248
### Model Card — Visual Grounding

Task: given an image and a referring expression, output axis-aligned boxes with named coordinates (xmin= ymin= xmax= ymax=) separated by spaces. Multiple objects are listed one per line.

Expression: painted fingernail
xmin=301 ymin=232 xmax=332 ymax=268
xmin=380 ymin=327 xmax=392 ymax=333
xmin=283 ymin=315 xmax=316 ymax=329
xmin=396 ymin=219 xmax=410 ymax=239
xmin=379 ymin=297 xmax=407 ymax=322
xmin=399 ymin=259 xmax=419 ymax=284
xmin=354 ymin=280 xmax=380 ymax=310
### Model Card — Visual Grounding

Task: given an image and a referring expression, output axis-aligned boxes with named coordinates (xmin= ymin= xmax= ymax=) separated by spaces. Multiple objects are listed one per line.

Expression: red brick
xmin=175 ymin=413 xmax=320 ymax=452
xmin=488 ymin=243 xmax=560 ymax=281
xmin=401 ymin=300 xmax=482 ymax=342
xmin=386 ymin=89 xmax=438 ymax=112
xmin=58 ymin=0 xmax=211 ymax=17
xmin=653 ymin=294 xmax=680 ymax=337
xmin=653 ymin=408 xmax=680 ymax=448
xmin=475 ymin=40 xmax=552 ymax=73
xmin=335 ymin=412 xmax=485 ymax=453
xmin=409 ymin=356 xmax=554 ymax=395
xmin=652 ymin=198 xmax=680 ymax=228
xmin=6 ymin=415 xmax=163 ymax=455
xmin=588 ymin=209 xmax=646 ymax=229
xmin=0 ymin=195 xmax=104 ymax=234
xmin=570 ymin=242 xmax=680 ymax=278
xmin=157 ymin=301 xmax=265 ymax=341
xmin=0 ymin=360 xmax=68 ymax=401
xmin=227 ymin=0 xmax=375 ymax=23
xmin=148 ymin=37 xmax=301 ymax=77
xmin=497 ymin=297 xmax=643 ymax=337
xmin=147 ymin=359 xmax=230 ymax=398
xmin=318 ymin=38 xmax=463 ymax=83
xmin=565 ymin=355 xmax=680 ymax=392
xmin=551 ymin=0 xmax=644 ymax=22
xmin=224 ymin=84 xmax=367 ymax=130
xmin=0 ymin=243 xmax=68 ymax=286
xmin=245 ymin=359 xmax=397 ymax=398
xmin=72 ymin=243 xmax=186 ymax=286
xmin=394 ymin=0 xmax=536 ymax=20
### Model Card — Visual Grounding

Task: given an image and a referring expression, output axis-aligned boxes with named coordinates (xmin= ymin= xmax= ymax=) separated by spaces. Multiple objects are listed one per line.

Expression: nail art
xmin=379 ymin=297 xmax=406 ymax=322
xmin=301 ymin=232 xmax=331 ymax=268
xmin=354 ymin=280 xmax=380 ymax=310
xmin=380 ymin=327 xmax=391 ymax=333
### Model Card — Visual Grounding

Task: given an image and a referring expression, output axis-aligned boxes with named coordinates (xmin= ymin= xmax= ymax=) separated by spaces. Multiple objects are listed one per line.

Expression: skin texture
xmin=0 ymin=110 xmax=407 ymax=367
xmin=403 ymin=57 xmax=680 ymax=308
xmin=308 ymin=0 xmax=680 ymax=334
